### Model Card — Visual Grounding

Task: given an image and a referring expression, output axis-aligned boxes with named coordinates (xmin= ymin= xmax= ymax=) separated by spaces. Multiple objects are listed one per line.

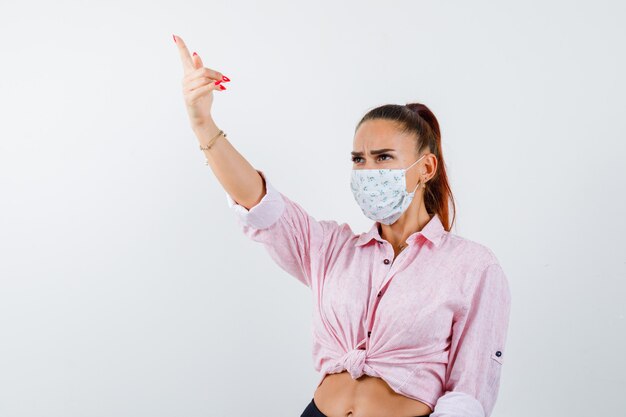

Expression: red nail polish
xmin=215 ymin=80 xmax=222 ymax=85
xmin=222 ymin=75 xmax=230 ymax=82
xmin=193 ymin=52 xmax=197 ymax=56
xmin=172 ymin=34 xmax=177 ymax=43
xmin=219 ymin=85 xmax=226 ymax=90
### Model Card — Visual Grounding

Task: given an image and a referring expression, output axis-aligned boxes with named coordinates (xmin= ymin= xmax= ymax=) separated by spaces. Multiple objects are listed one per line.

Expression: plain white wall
xmin=1 ymin=0 xmax=625 ymax=416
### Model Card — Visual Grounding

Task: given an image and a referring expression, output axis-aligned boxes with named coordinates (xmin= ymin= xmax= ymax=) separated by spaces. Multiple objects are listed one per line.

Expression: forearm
xmin=193 ymin=119 xmax=265 ymax=210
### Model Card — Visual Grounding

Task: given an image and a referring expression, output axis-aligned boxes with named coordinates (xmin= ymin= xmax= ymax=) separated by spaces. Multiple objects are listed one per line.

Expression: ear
xmin=424 ymin=153 xmax=437 ymax=179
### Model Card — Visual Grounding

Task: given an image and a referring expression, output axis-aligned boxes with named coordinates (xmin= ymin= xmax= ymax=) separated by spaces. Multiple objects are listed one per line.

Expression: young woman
xmin=174 ymin=35 xmax=512 ymax=417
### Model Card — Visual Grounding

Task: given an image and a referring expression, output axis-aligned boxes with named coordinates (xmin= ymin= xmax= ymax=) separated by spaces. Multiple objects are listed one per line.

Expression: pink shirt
xmin=226 ymin=170 xmax=512 ymax=417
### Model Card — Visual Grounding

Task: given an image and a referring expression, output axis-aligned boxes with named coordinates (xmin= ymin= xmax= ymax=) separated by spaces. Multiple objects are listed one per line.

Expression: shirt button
xmin=367 ymin=331 xmax=371 ymax=337
xmin=377 ymin=291 xmax=382 ymax=297
xmin=495 ymin=351 xmax=502 ymax=357
xmin=383 ymin=259 xmax=390 ymax=264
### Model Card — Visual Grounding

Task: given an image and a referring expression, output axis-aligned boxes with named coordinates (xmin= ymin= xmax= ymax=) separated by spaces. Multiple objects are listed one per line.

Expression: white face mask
xmin=350 ymin=154 xmax=426 ymax=225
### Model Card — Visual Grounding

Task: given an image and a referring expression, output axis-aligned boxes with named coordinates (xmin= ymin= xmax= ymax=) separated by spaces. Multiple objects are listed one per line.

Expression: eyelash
xmin=351 ymin=154 xmax=392 ymax=163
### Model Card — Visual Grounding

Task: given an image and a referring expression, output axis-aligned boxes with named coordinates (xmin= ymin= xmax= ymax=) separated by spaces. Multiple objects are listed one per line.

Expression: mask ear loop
xmin=410 ymin=179 xmax=421 ymax=194
xmin=405 ymin=154 xmax=425 ymax=172
xmin=406 ymin=154 xmax=426 ymax=194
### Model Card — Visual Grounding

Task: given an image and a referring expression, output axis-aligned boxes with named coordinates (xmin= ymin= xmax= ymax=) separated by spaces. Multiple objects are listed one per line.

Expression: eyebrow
xmin=351 ymin=148 xmax=396 ymax=157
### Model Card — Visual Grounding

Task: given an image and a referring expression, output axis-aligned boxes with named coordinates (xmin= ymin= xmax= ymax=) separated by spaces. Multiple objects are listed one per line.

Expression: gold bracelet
xmin=199 ymin=129 xmax=227 ymax=151
xmin=199 ymin=129 xmax=227 ymax=165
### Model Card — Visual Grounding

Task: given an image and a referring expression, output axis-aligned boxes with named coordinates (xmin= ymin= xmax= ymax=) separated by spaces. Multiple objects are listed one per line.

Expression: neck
xmin=379 ymin=198 xmax=431 ymax=249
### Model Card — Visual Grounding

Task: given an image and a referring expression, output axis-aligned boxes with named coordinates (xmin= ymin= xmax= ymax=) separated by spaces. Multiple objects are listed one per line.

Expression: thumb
xmin=192 ymin=51 xmax=204 ymax=69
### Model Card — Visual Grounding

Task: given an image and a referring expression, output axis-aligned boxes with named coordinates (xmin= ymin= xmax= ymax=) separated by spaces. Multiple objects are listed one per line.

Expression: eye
xmin=351 ymin=154 xmax=393 ymax=163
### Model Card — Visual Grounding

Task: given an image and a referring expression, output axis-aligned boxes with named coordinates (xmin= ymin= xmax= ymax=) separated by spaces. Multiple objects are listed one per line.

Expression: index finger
xmin=173 ymin=34 xmax=194 ymax=74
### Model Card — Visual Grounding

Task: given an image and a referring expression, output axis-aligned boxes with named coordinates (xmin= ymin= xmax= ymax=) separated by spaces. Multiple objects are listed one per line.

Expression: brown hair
xmin=354 ymin=103 xmax=456 ymax=231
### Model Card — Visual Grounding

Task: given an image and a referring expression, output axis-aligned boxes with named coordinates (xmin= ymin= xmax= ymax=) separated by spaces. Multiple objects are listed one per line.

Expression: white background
xmin=1 ymin=1 xmax=625 ymax=416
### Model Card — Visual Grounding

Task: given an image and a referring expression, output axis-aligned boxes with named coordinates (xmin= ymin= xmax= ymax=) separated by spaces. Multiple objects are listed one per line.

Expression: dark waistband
xmin=300 ymin=398 xmax=432 ymax=417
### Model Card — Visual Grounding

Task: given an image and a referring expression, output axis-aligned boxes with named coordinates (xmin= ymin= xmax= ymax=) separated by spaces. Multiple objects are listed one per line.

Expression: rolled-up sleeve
xmin=431 ymin=262 xmax=512 ymax=417
xmin=225 ymin=169 xmax=334 ymax=288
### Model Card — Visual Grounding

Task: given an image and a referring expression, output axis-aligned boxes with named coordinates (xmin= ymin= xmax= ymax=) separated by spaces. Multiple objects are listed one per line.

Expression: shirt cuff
xmin=224 ymin=169 xmax=286 ymax=230
xmin=430 ymin=391 xmax=485 ymax=417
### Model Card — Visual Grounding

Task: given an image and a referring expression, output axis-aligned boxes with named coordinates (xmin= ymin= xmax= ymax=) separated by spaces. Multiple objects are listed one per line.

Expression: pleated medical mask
xmin=350 ymin=154 xmax=426 ymax=225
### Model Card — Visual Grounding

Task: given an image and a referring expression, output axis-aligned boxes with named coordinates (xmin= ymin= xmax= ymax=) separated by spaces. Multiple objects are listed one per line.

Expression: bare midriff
xmin=313 ymin=371 xmax=433 ymax=417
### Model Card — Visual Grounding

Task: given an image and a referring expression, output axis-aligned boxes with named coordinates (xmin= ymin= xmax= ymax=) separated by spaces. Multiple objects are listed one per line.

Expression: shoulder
xmin=441 ymin=231 xmax=502 ymax=272
xmin=322 ymin=220 xmax=359 ymax=244
xmin=441 ymin=232 xmax=509 ymax=298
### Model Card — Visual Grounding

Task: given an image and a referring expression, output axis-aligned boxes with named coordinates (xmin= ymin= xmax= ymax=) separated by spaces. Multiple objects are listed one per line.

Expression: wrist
xmin=193 ymin=120 xmax=220 ymax=144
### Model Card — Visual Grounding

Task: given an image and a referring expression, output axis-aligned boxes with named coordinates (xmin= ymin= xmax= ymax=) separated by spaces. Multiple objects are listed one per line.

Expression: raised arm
xmin=174 ymin=34 xmax=264 ymax=209
xmin=174 ymin=35 xmax=342 ymax=287
xmin=195 ymin=119 xmax=266 ymax=210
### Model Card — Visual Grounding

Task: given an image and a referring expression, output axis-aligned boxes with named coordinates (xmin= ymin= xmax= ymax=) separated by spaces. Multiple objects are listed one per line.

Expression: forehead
xmin=353 ymin=119 xmax=414 ymax=151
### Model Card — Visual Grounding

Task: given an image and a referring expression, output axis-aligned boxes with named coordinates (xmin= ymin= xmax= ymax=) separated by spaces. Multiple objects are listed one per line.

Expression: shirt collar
xmin=354 ymin=213 xmax=446 ymax=248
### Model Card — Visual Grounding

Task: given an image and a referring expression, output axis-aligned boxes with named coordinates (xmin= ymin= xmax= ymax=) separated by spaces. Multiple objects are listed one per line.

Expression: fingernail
xmin=172 ymin=34 xmax=177 ymax=43
xmin=219 ymin=85 xmax=226 ymax=90
xmin=193 ymin=52 xmax=197 ymax=56
xmin=215 ymin=80 xmax=222 ymax=85
xmin=222 ymin=75 xmax=230 ymax=82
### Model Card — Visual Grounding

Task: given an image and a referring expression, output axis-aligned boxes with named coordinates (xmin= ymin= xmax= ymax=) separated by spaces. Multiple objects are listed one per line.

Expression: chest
xmin=315 ymin=243 xmax=465 ymax=348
